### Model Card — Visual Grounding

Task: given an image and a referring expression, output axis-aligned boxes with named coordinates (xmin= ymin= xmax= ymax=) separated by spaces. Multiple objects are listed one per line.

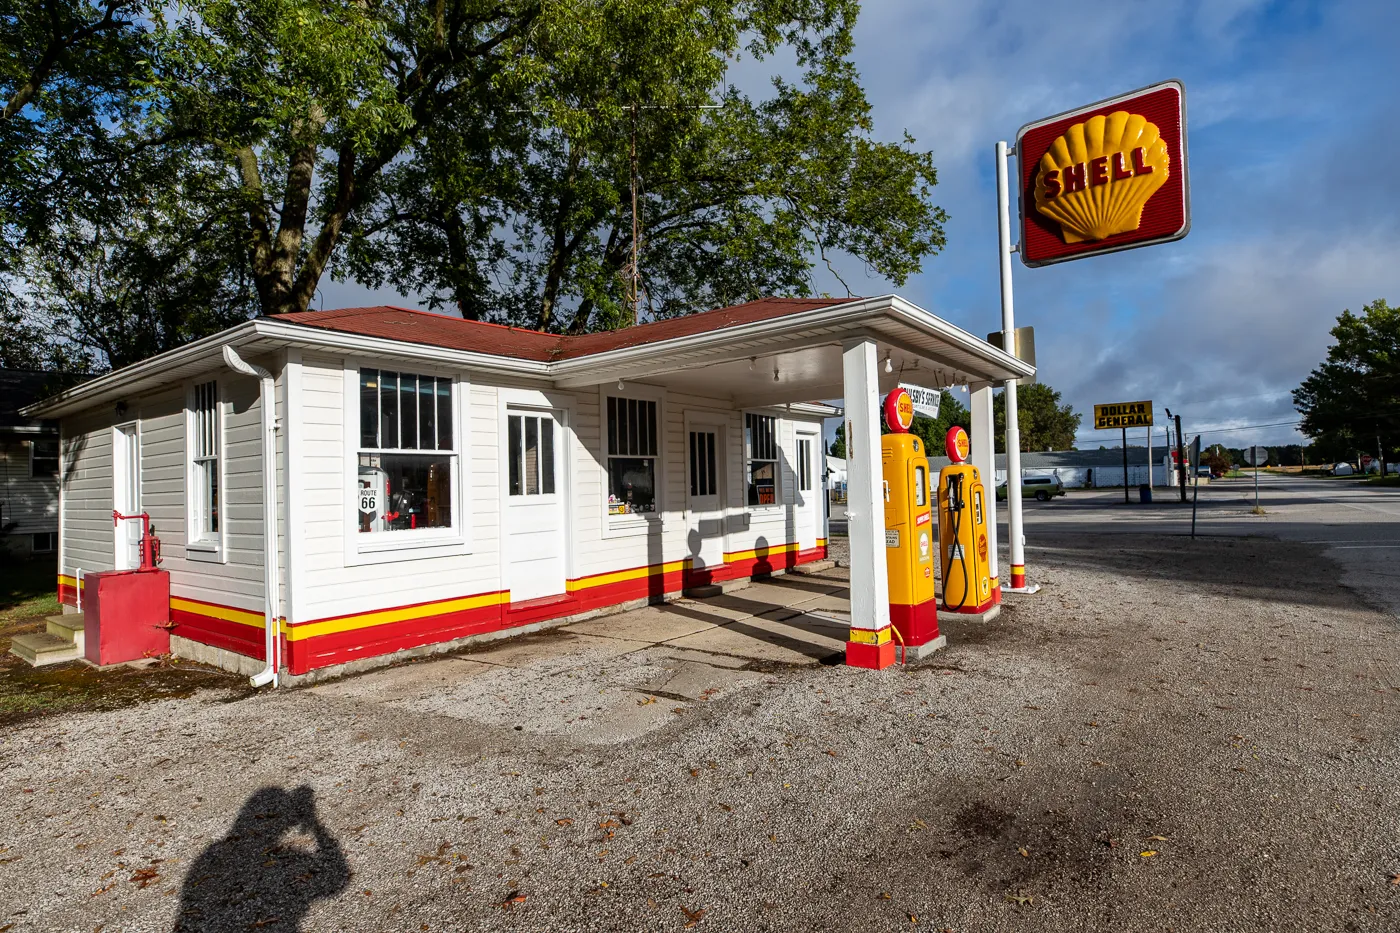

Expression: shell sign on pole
xmin=1016 ymin=80 xmax=1189 ymax=267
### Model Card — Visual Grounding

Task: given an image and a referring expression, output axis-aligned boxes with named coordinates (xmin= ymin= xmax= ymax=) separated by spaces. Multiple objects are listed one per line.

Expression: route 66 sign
xmin=358 ymin=488 xmax=378 ymax=514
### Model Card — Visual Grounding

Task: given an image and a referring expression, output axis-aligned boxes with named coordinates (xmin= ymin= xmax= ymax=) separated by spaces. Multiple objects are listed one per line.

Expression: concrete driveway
xmin=309 ymin=567 xmax=853 ymax=746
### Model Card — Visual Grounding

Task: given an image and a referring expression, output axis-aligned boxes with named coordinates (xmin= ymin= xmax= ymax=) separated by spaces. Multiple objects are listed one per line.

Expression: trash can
xmin=1138 ymin=484 xmax=1152 ymax=504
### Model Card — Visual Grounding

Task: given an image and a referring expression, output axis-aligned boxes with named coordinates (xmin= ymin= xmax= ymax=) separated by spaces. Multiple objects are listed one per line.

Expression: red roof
xmin=279 ymin=297 xmax=854 ymax=362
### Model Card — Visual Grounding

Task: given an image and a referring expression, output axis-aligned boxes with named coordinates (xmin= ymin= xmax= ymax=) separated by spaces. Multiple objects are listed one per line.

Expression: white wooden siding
xmin=58 ymin=371 xmax=271 ymax=615
xmin=0 ymin=438 xmax=58 ymax=542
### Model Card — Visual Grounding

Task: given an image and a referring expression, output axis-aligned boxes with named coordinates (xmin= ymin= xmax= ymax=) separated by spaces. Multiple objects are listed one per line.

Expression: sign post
xmin=997 ymin=80 xmax=1188 ymax=592
xmin=1094 ymin=401 xmax=1154 ymax=502
xmin=1244 ymin=446 xmax=1270 ymax=511
xmin=995 ymin=140 xmax=1034 ymax=594
xmin=1189 ymin=435 xmax=1202 ymax=537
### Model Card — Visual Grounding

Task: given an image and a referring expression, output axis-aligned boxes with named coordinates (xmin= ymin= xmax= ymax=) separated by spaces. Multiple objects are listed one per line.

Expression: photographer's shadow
xmin=173 ymin=785 xmax=349 ymax=932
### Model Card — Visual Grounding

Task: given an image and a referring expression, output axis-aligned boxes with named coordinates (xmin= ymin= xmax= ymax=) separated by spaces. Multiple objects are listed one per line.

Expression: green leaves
xmin=1293 ymin=299 xmax=1400 ymax=458
xmin=6 ymin=0 xmax=951 ymax=368
xmin=994 ymin=384 xmax=1082 ymax=453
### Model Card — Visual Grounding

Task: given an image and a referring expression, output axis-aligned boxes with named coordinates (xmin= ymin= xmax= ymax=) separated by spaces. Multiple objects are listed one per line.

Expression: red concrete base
xmin=845 ymin=640 xmax=896 ymax=669
xmin=946 ymin=594 xmax=999 ymax=615
xmin=889 ymin=599 xmax=940 ymax=646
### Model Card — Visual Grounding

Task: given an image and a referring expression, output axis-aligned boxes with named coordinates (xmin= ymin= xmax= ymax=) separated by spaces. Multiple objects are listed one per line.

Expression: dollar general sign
xmin=1094 ymin=401 xmax=1154 ymax=430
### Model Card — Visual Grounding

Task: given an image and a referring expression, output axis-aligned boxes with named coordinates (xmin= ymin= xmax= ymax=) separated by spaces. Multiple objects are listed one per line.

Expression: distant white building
xmin=929 ymin=448 xmax=1176 ymax=488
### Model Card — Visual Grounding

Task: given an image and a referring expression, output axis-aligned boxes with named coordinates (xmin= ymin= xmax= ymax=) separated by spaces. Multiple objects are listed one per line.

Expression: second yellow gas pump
xmin=880 ymin=389 xmax=942 ymax=654
xmin=937 ymin=426 xmax=994 ymax=613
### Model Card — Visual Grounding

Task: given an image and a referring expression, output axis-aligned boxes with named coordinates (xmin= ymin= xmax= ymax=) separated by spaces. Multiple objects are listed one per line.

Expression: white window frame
xmin=28 ymin=435 xmax=59 ymax=479
xmin=185 ymin=379 xmax=225 ymax=563
xmin=598 ymin=383 xmax=666 ymax=538
xmin=342 ymin=362 xmax=470 ymax=566
xmin=743 ymin=410 xmax=783 ymax=511
xmin=32 ymin=531 xmax=57 ymax=553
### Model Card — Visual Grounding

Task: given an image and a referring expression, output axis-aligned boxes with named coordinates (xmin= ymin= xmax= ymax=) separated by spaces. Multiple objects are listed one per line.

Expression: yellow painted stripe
xmin=58 ymin=574 xmax=76 ymax=588
xmin=848 ymin=627 xmax=892 ymax=646
xmin=723 ymin=542 xmax=800 ymax=562
xmin=567 ymin=560 xmax=686 ymax=593
xmin=286 ymin=591 xmax=507 ymax=642
xmin=816 ymin=538 xmax=828 ymax=547
xmin=171 ymin=597 xmax=265 ymax=629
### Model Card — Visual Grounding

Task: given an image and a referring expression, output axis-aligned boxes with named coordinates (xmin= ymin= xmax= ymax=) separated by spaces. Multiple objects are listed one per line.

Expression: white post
xmin=969 ymin=383 xmax=999 ymax=588
xmin=996 ymin=140 xmax=1032 ymax=593
xmin=841 ymin=338 xmax=893 ymax=669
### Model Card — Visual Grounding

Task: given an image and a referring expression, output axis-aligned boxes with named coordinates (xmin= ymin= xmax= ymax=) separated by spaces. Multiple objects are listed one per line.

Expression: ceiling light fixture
xmin=617 ymin=379 xmax=624 ymax=391
xmin=772 ymin=366 xmax=780 ymax=383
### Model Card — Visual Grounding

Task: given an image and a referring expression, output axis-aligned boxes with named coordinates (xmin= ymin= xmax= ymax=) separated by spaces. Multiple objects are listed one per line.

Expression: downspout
xmin=222 ymin=346 xmax=281 ymax=688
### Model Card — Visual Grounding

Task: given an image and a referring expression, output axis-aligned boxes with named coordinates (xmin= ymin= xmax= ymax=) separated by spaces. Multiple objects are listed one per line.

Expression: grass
xmin=0 ymin=552 xmax=239 ymax=727
xmin=1365 ymin=474 xmax=1400 ymax=487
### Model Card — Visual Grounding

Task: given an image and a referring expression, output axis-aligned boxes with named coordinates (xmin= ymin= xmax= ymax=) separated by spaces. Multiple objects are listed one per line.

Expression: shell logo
xmin=883 ymin=388 xmax=915 ymax=433
xmin=1016 ymin=80 xmax=1188 ymax=267
xmin=1033 ymin=111 xmax=1170 ymax=244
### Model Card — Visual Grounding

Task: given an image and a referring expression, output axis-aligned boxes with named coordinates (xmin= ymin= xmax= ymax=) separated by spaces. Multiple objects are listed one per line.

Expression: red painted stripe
xmin=58 ymin=583 xmax=78 ymax=607
xmin=182 ymin=544 xmax=833 ymax=675
xmin=170 ymin=605 xmax=266 ymax=660
xmin=285 ymin=598 xmax=502 ymax=675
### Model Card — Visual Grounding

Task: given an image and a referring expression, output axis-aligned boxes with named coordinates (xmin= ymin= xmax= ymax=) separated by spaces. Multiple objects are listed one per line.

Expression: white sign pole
xmin=996 ymin=140 xmax=1034 ymax=594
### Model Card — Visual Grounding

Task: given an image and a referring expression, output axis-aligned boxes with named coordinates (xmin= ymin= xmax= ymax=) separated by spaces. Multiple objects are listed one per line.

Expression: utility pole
xmin=1165 ymin=409 xmax=1187 ymax=502
xmin=1379 ymin=435 xmax=1386 ymax=478
xmin=1121 ymin=428 xmax=1129 ymax=504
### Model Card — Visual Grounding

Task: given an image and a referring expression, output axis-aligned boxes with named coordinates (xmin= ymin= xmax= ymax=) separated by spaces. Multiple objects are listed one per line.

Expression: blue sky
xmin=324 ymin=0 xmax=1400 ymax=451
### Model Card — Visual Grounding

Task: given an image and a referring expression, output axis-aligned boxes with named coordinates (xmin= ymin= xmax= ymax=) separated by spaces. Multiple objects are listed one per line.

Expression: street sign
xmin=1093 ymin=400 xmax=1154 ymax=430
xmin=899 ymin=383 xmax=941 ymax=420
xmin=1243 ymin=447 xmax=1270 ymax=467
xmin=1017 ymin=80 xmax=1190 ymax=267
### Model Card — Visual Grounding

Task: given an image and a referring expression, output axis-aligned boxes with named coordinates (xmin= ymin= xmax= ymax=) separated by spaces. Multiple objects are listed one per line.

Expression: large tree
xmin=342 ymin=0 xmax=945 ymax=330
xmin=1294 ymin=299 xmax=1400 ymax=463
xmin=5 ymin=0 xmax=948 ymax=370
xmin=994 ymin=382 xmax=1081 ymax=453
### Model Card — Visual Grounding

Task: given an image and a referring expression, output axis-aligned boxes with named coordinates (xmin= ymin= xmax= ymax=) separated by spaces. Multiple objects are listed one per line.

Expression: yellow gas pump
xmin=938 ymin=426 xmax=994 ymax=613
xmin=880 ymin=389 xmax=941 ymax=653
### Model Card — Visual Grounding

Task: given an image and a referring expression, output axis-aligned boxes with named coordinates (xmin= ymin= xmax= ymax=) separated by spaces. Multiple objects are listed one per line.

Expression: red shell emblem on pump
xmin=946 ymin=426 xmax=971 ymax=463
xmin=977 ymin=533 xmax=988 ymax=562
xmin=883 ymin=388 xmax=915 ymax=433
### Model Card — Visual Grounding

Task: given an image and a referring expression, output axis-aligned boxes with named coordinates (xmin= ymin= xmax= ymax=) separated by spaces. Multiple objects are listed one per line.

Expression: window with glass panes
xmin=508 ymin=413 xmax=556 ymax=496
xmin=744 ymin=413 xmax=778 ymax=506
xmin=189 ymin=381 xmax=220 ymax=543
xmin=688 ymin=431 xmax=717 ymax=499
xmin=30 ymin=438 xmax=58 ymax=478
xmin=607 ymin=396 xmax=657 ymax=515
xmin=357 ymin=369 xmax=455 ymax=534
xmin=797 ymin=437 xmax=813 ymax=492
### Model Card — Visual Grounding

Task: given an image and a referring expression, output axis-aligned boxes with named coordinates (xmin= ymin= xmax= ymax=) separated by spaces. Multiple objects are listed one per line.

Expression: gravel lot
xmin=2 ymin=532 xmax=1398 ymax=932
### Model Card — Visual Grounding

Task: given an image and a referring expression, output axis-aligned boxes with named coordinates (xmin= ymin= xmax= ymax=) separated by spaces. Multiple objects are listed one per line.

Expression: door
xmin=504 ymin=408 xmax=566 ymax=603
xmin=113 ymin=424 xmax=141 ymax=570
xmin=794 ymin=431 xmax=820 ymax=552
xmin=686 ymin=422 xmax=726 ymax=570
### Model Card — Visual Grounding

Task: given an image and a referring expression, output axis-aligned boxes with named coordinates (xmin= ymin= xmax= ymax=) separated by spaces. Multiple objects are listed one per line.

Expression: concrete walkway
xmin=308 ymin=566 xmax=852 ymax=745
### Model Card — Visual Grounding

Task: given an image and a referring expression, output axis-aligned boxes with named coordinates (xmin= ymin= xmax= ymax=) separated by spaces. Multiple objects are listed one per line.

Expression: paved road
xmin=1007 ymin=473 xmax=1400 ymax=615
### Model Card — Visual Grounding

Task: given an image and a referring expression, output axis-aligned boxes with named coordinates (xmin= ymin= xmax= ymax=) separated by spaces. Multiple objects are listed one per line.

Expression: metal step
xmin=9 ymin=631 xmax=81 ymax=667
xmin=45 ymin=614 xmax=84 ymax=655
